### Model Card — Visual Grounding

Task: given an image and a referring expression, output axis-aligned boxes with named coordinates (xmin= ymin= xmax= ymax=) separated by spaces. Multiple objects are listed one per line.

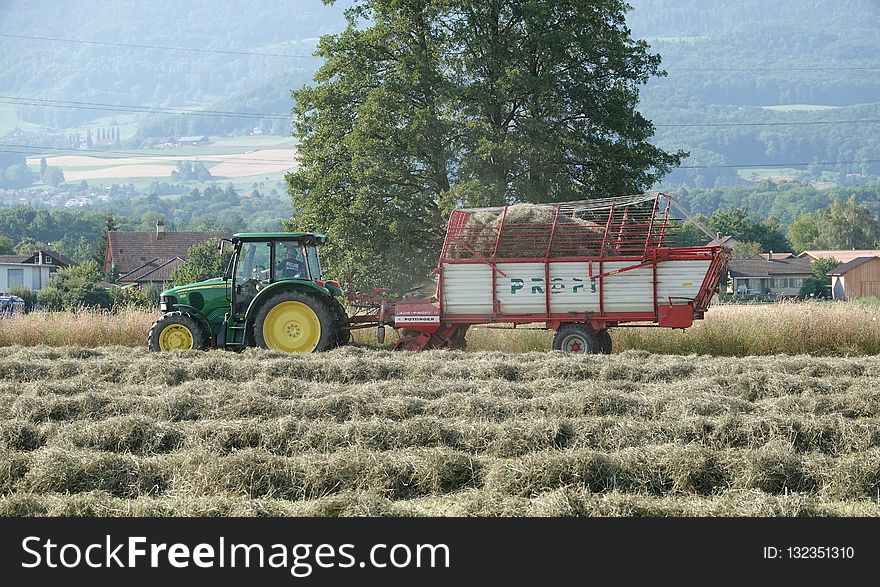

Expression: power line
xmin=0 ymin=96 xmax=290 ymax=120
xmin=2 ymin=144 xmax=876 ymax=172
xmin=4 ymin=33 xmax=879 ymax=72
xmin=677 ymin=159 xmax=880 ymax=169
xmin=5 ymin=95 xmax=880 ymax=128
xmin=0 ymin=144 xmax=297 ymax=166
xmin=666 ymin=66 xmax=880 ymax=71
xmin=0 ymin=32 xmax=320 ymax=59
xmin=655 ymin=119 xmax=880 ymax=128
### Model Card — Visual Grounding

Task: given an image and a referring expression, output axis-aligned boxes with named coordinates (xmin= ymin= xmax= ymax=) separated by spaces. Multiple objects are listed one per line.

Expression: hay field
xmin=27 ymin=147 xmax=297 ymax=181
xmin=1 ymin=345 xmax=880 ymax=516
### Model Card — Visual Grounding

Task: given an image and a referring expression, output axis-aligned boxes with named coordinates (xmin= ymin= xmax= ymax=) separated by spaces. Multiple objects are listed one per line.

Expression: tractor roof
xmin=232 ymin=232 xmax=328 ymax=244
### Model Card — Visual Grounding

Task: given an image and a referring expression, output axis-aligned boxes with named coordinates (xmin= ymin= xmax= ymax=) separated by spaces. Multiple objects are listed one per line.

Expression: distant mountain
xmin=2 ymin=0 xmax=877 ymax=187
xmin=0 ymin=0 xmax=347 ymax=127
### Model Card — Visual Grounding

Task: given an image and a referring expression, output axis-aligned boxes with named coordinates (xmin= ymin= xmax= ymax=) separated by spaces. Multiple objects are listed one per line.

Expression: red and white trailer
xmin=348 ymin=193 xmax=730 ymax=353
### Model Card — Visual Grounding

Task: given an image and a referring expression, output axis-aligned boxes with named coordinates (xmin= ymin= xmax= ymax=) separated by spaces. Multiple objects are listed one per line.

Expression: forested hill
xmin=627 ymin=0 xmax=880 ymax=188
xmin=0 ymin=0 xmax=347 ymax=129
xmin=2 ymin=0 xmax=878 ymax=188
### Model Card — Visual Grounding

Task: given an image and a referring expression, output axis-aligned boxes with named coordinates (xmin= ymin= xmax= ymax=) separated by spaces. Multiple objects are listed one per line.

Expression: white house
xmin=0 ymin=262 xmax=52 ymax=292
xmin=0 ymin=249 xmax=74 ymax=292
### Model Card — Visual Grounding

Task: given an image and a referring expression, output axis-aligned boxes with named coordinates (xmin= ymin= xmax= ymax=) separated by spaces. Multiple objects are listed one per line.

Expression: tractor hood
xmin=161 ymin=277 xmax=227 ymax=298
xmin=160 ymin=277 xmax=230 ymax=314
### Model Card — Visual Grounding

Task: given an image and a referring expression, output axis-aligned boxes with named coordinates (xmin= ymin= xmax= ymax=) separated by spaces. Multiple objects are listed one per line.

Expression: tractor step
xmin=225 ymin=323 xmax=248 ymax=346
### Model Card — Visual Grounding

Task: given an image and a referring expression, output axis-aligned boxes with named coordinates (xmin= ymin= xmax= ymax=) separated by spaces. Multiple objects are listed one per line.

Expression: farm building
xmin=0 ymin=249 xmax=75 ymax=292
xmin=798 ymin=249 xmax=880 ymax=263
xmin=175 ymin=136 xmax=210 ymax=146
xmin=827 ymin=256 xmax=880 ymax=300
xmin=104 ymin=221 xmax=227 ymax=287
xmin=726 ymin=254 xmax=812 ymax=297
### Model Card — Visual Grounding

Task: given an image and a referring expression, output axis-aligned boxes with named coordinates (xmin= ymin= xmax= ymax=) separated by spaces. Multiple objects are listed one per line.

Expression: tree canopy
xmin=171 ymin=240 xmax=233 ymax=286
xmin=287 ymin=0 xmax=683 ymax=292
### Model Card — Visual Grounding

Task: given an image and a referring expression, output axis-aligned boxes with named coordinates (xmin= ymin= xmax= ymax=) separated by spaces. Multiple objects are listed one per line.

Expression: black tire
xmin=252 ymin=290 xmax=335 ymax=353
xmin=148 ymin=311 xmax=210 ymax=352
xmin=329 ymin=297 xmax=351 ymax=347
xmin=597 ymin=329 xmax=612 ymax=355
xmin=552 ymin=324 xmax=603 ymax=354
xmin=449 ymin=326 xmax=468 ymax=350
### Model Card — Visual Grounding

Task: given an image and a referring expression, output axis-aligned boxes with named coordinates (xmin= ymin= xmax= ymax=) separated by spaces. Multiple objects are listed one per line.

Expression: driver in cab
xmin=276 ymin=243 xmax=306 ymax=280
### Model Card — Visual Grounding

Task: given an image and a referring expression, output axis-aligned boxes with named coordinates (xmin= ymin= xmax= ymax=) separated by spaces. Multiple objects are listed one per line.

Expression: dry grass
xmin=3 ymin=301 xmax=876 ymax=357
xmin=0 ymin=308 xmax=155 ymax=347
xmin=1 ymin=346 xmax=880 ymax=516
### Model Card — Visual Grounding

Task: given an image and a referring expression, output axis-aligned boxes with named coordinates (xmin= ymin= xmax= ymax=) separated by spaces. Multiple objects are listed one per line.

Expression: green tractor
xmin=148 ymin=232 xmax=349 ymax=353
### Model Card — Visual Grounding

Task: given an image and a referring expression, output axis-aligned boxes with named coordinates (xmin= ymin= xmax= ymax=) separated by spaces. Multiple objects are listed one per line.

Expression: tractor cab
xmin=149 ymin=232 xmax=349 ymax=353
xmin=228 ymin=232 xmax=328 ymax=321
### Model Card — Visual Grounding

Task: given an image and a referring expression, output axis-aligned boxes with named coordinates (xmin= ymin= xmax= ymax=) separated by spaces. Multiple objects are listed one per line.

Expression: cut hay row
xmin=1 ymin=345 xmax=880 ymax=515
xmin=4 ymin=412 xmax=880 ymax=458
xmin=4 ymin=445 xmax=880 ymax=502
xmin=2 ymin=489 xmax=877 ymax=517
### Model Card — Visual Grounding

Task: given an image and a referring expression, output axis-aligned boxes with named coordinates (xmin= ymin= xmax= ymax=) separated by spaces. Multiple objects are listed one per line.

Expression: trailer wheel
xmin=148 ymin=312 xmax=209 ymax=352
xmin=597 ymin=329 xmax=612 ymax=355
xmin=552 ymin=324 xmax=603 ymax=354
xmin=253 ymin=291 xmax=334 ymax=353
xmin=449 ymin=326 xmax=468 ymax=351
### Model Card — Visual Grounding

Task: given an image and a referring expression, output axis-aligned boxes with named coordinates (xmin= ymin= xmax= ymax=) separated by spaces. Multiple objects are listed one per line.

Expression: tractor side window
xmin=235 ymin=242 xmax=271 ymax=285
xmin=304 ymin=245 xmax=321 ymax=280
xmin=273 ymin=242 xmax=307 ymax=280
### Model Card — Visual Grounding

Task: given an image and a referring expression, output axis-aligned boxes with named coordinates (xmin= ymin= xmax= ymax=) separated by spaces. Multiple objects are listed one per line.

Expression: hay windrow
xmin=0 ymin=346 xmax=879 ymax=515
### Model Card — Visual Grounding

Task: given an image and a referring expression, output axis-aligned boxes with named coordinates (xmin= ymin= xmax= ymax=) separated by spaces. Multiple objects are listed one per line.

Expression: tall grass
xmin=3 ymin=301 xmax=879 ymax=356
xmin=456 ymin=301 xmax=880 ymax=356
xmin=0 ymin=307 xmax=155 ymax=347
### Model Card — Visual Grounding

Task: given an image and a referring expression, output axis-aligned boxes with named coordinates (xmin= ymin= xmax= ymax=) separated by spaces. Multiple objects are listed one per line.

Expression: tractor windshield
xmin=273 ymin=241 xmax=307 ymax=280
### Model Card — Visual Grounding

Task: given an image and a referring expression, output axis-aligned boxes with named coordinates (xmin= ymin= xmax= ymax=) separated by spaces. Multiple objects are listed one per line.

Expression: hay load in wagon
xmin=447 ymin=202 xmax=605 ymax=259
xmin=444 ymin=194 xmax=666 ymax=260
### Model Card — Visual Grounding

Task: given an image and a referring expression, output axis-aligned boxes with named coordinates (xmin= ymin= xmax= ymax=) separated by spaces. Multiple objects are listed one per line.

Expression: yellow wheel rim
xmin=263 ymin=301 xmax=321 ymax=352
xmin=158 ymin=323 xmax=194 ymax=350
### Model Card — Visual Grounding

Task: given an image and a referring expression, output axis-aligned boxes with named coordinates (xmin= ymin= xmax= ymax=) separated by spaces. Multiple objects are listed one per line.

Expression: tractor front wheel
xmin=552 ymin=324 xmax=603 ymax=354
xmin=253 ymin=291 xmax=334 ymax=353
xmin=148 ymin=312 xmax=209 ymax=352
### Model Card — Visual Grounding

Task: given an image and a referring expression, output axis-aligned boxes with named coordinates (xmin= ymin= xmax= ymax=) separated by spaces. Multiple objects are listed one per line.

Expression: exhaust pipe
xmin=377 ymin=300 xmax=387 ymax=344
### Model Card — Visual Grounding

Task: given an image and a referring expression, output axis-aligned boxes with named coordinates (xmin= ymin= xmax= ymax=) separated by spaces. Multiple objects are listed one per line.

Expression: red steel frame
xmin=347 ymin=193 xmax=731 ymax=347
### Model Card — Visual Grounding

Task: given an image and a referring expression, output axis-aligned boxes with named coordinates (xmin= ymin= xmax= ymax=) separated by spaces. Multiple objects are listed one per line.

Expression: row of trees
xmin=676 ymin=197 xmax=880 ymax=256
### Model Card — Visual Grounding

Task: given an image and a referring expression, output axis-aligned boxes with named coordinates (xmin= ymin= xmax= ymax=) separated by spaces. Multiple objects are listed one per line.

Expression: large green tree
xmin=287 ymin=0 xmax=684 ymax=292
xmin=814 ymin=196 xmax=880 ymax=250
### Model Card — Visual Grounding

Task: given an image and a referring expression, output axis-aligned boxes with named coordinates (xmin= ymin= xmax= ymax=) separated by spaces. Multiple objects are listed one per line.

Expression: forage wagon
xmin=149 ymin=192 xmax=730 ymax=354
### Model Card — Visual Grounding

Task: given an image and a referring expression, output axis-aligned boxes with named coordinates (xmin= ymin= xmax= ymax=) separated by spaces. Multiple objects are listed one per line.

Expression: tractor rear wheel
xmin=597 ymin=329 xmax=612 ymax=355
xmin=148 ymin=312 xmax=209 ymax=352
xmin=552 ymin=324 xmax=603 ymax=354
xmin=253 ymin=290 xmax=334 ymax=353
xmin=329 ymin=297 xmax=351 ymax=347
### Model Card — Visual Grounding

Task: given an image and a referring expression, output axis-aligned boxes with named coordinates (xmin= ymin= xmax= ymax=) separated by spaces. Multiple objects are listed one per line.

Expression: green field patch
xmin=0 ymin=104 xmax=42 ymax=134
xmin=737 ymin=167 xmax=804 ymax=179
xmin=761 ymin=104 xmax=842 ymax=112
